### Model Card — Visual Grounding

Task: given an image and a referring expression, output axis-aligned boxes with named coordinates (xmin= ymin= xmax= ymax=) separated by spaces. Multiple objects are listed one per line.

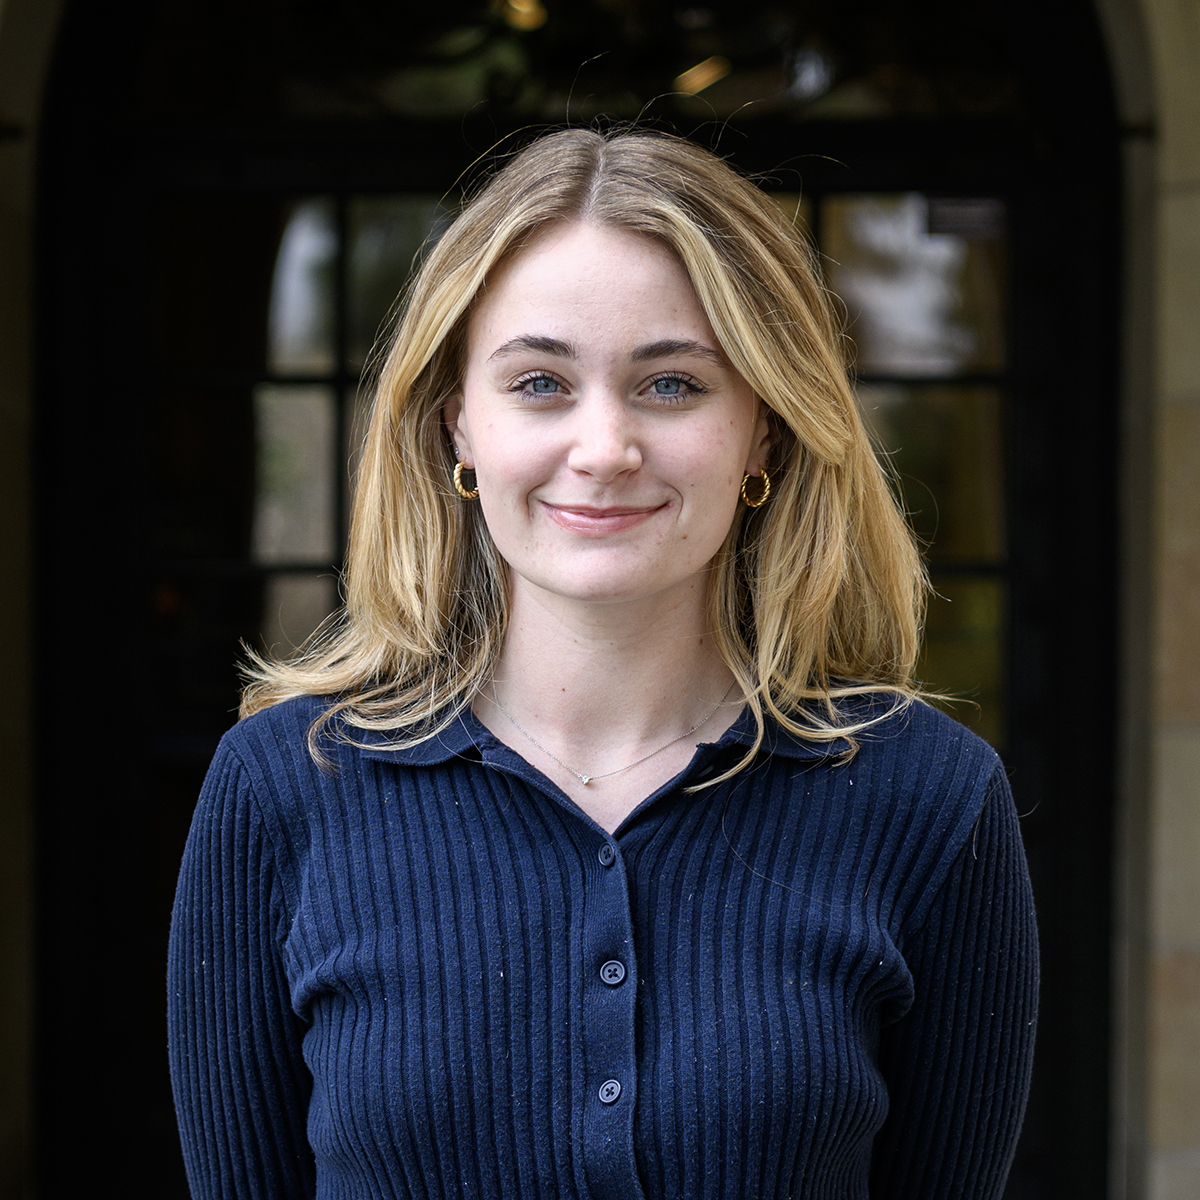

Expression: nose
xmin=565 ymin=394 xmax=643 ymax=482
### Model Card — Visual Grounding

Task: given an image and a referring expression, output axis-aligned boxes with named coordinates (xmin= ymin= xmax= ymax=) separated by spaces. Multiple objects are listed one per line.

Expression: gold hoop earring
xmin=453 ymin=461 xmax=479 ymax=500
xmin=740 ymin=469 xmax=771 ymax=508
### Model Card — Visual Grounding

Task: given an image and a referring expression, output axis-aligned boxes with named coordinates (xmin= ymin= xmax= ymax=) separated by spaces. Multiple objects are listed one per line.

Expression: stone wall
xmin=1143 ymin=1 xmax=1200 ymax=1194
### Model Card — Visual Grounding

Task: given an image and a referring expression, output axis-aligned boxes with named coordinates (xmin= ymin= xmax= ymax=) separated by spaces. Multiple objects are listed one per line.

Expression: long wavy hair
xmin=242 ymin=127 xmax=928 ymax=770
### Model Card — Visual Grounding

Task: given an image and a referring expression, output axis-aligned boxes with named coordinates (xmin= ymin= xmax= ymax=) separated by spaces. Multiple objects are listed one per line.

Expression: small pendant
xmin=579 ymin=775 xmax=591 ymax=785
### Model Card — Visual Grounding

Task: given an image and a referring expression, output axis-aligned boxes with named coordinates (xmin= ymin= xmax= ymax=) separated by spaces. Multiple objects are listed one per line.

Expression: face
xmin=445 ymin=221 xmax=771 ymax=612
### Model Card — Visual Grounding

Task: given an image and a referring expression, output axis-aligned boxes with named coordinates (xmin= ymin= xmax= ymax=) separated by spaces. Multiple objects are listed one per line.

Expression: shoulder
xmin=822 ymin=693 xmax=999 ymax=785
xmin=829 ymin=696 xmax=1009 ymax=923
xmin=852 ymin=695 xmax=1001 ymax=780
xmin=222 ymin=693 xmax=332 ymax=762
xmin=204 ymin=695 xmax=346 ymax=847
xmin=756 ymin=692 xmax=1003 ymax=816
xmin=220 ymin=692 xmax=387 ymax=792
xmin=177 ymin=699 xmax=337 ymax=937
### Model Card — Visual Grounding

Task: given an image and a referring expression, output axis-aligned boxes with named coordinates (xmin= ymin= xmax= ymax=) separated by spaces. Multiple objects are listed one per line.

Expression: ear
xmin=443 ymin=393 xmax=474 ymax=467
xmin=743 ymin=400 xmax=774 ymax=477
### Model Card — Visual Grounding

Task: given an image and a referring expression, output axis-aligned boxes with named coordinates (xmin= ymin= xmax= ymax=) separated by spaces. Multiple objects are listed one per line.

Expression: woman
xmin=168 ymin=128 xmax=1037 ymax=1200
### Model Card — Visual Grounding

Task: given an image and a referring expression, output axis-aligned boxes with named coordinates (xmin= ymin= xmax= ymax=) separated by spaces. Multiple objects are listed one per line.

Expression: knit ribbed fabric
xmin=168 ymin=695 xmax=1038 ymax=1200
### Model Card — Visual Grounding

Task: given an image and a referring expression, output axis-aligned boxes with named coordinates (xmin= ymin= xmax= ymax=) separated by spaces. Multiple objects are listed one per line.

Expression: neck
xmin=482 ymin=577 xmax=737 ymax=760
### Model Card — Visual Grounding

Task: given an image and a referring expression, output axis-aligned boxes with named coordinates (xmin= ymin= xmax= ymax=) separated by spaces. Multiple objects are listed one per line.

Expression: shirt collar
xmin=355 ymin=702 xmax=850 ymax=766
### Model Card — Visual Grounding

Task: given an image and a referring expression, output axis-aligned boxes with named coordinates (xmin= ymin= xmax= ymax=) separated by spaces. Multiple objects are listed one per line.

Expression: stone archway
xmin=1095 ymin=0 xmax=1200 ymax=1197
xmin=5 ymin=0 xmax=1199 ymax=1197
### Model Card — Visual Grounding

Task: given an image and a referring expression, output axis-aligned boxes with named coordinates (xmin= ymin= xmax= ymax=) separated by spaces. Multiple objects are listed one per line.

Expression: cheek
xmin=690 ymin=442 xmax=750 ymax=532
xmin=477 ymin=445 xmax=546 ymax=491
xmin=673 ymin=462 xmax=742 ymax=540
xmin=675 ymin=434 xmax=749 ymax=497
xmin=473 ymin=443 xmax=557 ymax=535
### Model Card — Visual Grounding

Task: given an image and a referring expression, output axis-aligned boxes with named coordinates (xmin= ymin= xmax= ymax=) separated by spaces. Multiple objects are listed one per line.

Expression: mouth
xmin=541 ymin=502 xmax=666 ymax=536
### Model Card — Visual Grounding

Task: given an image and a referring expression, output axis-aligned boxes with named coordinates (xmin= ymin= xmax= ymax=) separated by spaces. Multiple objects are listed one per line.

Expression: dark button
xmin=597 ymin=843 xmax=617 ymax=867
xmin=599 ymin=960 xmax=626 ymax=986
xmin=598 ymin=1079 xmax=622 ymax=1104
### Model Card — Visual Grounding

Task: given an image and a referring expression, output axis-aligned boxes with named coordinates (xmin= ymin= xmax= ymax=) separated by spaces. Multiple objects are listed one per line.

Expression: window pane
xmin=822 ymin=193 xmax=1006 ymax=376
xmin=766 ymin=192 xmax=815 ymax=242
xmin=252 ymin=384 xmax=337 ymax=564
xmin=375 ymin=32 xmax=534 ymax=119
xmin=261 ymin=572 xmax=337 ymax=655
xmin=920 ymin=576 xmax=1007 ymax=751
xmin=347 ymin=195 xmax=451 ymax=370
xmin=857 ymin=384 xmax=1005 ymax=564
xmin=268 ymin=198 xmax=337 ymax=375
xmin=342 ymin=385 xmax=372 ymax=545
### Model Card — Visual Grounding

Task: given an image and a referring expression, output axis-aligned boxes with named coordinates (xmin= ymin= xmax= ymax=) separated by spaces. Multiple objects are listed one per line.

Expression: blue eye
xmin=647 ymin=374 xmax=704 ymax=402
xmin=514 ymin=373 xmax=566 ymax=401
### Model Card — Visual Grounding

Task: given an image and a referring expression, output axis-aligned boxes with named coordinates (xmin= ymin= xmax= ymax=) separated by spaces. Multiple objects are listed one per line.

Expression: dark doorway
xmin=35 ymin=1 xmax=1119 ymax=1195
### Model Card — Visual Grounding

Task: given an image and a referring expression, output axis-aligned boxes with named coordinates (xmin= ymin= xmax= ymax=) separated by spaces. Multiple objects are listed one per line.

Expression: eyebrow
xmin=487 ymin=335 xmax=727 ymax=366
xmin=488 ymin=335 xmax=578 ymax=361
xmin=630 ymin=339 xmax=727 ymax=366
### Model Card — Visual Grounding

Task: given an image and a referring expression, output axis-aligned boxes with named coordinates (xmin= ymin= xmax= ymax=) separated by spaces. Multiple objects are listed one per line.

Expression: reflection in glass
xmin=858 ymin=384 xmax=1005 ymax=563
xmin=268 ymin=199 xmax=337 ymax=374
xmin=376 ymin=31 xmax=531 ymax=119
xmin=767 ymin=192 xmax=815 ymax=241
xmin=674 ymin=56 xmax=732 ymax=95
xmin=348 ymin=195 xmax=451 ymax=369
xmin=920 ymin=577 xmax=1007 ymax=751
xmin=252 ymin=385 xmax=336 ymax=565
xmin=788 ymin=47 xmax=835 ymax=103
xmin=823 ymin=194 xmax=1005 ymax=376
xmin=497 ymin=0 xmax=548 ymax=33
xmin=145 ymin=2 xmax=1023 ymax=126
xmin=261 ymin=573 xmax=337 ymax=655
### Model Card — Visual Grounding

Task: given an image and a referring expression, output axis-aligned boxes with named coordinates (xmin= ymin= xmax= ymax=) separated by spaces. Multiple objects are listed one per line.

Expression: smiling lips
xmin=541 ymin=502 xmax=666 ymax=536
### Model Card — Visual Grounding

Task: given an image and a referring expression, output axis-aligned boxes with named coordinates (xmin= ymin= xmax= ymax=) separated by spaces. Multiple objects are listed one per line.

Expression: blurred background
xmin=0 ymin=0 xmax=1197 ymax=1196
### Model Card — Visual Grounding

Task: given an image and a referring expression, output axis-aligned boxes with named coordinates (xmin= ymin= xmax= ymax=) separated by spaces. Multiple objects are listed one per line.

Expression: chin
xmin=513 ymin=562 xmax=711 ymax=609
xmin=543 ymin=578 xmax=657 ymax=605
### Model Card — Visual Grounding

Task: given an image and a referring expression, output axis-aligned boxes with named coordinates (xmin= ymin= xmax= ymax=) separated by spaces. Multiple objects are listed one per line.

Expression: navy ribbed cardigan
xmin=168 ymin=694 xmax=1038 ymax=1199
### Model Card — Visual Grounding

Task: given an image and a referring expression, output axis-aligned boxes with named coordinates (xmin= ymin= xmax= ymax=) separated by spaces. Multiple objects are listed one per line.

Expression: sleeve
xmin=167 ymin=740 xmax=317 ymax=1199
xmin=869 ymin=765 xmax=1039 ymax=1200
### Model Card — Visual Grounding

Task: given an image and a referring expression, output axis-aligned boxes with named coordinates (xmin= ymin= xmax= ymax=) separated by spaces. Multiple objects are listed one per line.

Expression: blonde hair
xmin=242 ymin=127 xmax=927 ymax=769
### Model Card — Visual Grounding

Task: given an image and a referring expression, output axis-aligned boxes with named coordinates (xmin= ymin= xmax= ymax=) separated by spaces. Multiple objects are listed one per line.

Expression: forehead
xmin=468 ymin=221 xmax=714 ymax=349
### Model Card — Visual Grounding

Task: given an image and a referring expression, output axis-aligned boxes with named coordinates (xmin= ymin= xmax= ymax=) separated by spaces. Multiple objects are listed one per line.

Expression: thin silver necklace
xmin=489 ymin=682 xmax=736 ymax=785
